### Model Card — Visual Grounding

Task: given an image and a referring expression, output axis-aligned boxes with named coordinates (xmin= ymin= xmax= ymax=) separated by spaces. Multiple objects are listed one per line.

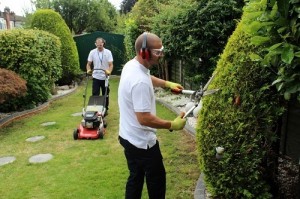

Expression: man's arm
xmin=135 ymin=112 xmax=186 ymax=131
xmin=86 ymin=61 xmax=92 ymax=71
xmin=151 ymin=75 xmax=166 ymax=87
xmin=151 ymin=76 xmax=183 ymax=92
xmin=136 ymin=112 xmax=171 ymax=129
xmin=108 ymin=61 xmax=113 ymax=73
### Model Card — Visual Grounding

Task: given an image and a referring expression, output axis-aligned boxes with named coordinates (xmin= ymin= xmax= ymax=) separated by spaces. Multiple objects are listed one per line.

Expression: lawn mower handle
xmin=86 ymin=68 xmax=110 ymax=77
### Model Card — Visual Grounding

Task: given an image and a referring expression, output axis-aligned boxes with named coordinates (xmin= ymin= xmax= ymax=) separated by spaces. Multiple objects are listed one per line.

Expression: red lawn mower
xmin=73 ymin=69 xmax=109 ymax=140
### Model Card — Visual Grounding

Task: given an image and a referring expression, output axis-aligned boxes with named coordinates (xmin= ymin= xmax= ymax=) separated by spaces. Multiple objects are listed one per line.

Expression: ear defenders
xmin=139 ymin=32 xmax=150 ymax=60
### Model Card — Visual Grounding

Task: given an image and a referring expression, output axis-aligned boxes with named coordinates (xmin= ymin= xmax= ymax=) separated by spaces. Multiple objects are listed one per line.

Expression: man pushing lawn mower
xmin=73 ymin=37 xmax=113 ymax=140
xmin=86 ymin=37 xmax=113 ymax=115
xmin=73 ymin=69 xmax=109 ymax=140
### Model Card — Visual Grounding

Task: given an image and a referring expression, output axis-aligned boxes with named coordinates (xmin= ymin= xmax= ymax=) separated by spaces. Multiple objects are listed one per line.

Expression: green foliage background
xmin=121 ymin=0 xmax=244 ymax=83
xmin=152 ymin=0 xmax=244 ymax=84
xmin=33 ymin=0 xmax=118 ymax=34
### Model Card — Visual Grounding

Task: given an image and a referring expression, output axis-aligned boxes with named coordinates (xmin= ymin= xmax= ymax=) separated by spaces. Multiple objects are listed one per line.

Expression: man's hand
xmin=87 ymin=69 xmax=92 ymax=75
xmin=165 ymin=81 xmax=183 ymax=94
xmin=105 ymin=70 xmax=111 ymax=75
xmin=170 ymin=112 xmax=186 ymax=130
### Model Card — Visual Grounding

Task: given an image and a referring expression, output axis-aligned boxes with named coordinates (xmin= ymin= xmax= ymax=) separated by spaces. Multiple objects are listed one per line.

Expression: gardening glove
xmin=170 ymin=112 xmax=186 ymax=131
xmin=87 ymin=69 xmax=92 ymax=75
xmin=105 ymin=70 xmax=111 ymax=75
xmin=165 ymin=81 xmax=183 ymax=94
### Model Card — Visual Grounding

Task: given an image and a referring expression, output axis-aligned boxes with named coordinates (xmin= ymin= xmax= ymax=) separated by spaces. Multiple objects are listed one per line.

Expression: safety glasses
xmin=151 ymin=46 xmax=164 ymax=56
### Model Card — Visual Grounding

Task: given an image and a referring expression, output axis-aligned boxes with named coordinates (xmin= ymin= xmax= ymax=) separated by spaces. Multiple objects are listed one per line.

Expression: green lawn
xmin=0 ymin=77 xmax=200 ymax=199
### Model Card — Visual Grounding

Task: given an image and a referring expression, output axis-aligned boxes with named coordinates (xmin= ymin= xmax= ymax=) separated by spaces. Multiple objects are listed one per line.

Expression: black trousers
xmin=92 ymin=78 xmax=109 ymax=109
xmin=119 ymin=136 xmax=166 ymax=199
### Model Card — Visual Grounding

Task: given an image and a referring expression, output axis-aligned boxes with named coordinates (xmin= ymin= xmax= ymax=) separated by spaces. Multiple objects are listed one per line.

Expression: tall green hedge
xmin=197 ymin=1 xmax=283 ymax=198
xmin=30 ymin=9 xmax=81 ymax=85
xmin=0 ymin=29 xmax=62 ymax=112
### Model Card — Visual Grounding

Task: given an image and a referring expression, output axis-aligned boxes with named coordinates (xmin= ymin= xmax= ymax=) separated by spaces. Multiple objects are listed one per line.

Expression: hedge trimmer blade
xmin=203 ymin=89 xmax=220 ymax=97
xmin=203 ymin=72 xmax=217 ymax=91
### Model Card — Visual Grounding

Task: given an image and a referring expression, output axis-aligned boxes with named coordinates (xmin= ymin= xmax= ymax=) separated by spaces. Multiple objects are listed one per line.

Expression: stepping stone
xmin=41 ymin=122 xmax=56 ymax=126
xmin=29 ymin=153 xmax=53 ymax=163
xmin=0 ymin=156 xmax=16 ymax=166
xmin=71 ymin=112 xmax=82 ymax=117
xmin=26 ymin=135 xmax=45 ymax=142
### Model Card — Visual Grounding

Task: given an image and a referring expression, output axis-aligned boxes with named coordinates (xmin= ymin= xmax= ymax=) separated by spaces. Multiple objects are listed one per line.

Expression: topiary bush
xmin=30 ymin=9 xmax=81 ymax=85
xmin=0 ymin=68 xmax=27 ymax=104
xmin=196 ymin=1 xmax=284 ymax=198
xmin=0 ymin=29 xmax=62 ymax=112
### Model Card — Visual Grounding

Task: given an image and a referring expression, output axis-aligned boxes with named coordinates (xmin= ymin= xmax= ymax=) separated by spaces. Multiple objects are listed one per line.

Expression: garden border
xmin=0 ymin=84 xmax=78 ymax=128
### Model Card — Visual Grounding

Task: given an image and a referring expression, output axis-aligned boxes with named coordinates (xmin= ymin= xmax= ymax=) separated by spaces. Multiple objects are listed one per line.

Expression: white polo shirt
xmin=118 ymin=58 xmax=157 ymax=149
xmin=87 ymin=48 xmax=113 ymax=80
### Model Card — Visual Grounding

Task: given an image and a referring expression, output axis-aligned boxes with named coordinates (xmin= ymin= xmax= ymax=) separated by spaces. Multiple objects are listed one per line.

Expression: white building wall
xmin=0 ymin=18 xmax=7 ymax=30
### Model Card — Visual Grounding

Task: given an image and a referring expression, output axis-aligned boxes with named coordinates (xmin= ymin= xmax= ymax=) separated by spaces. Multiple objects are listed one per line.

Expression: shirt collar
xmin=133 ymin=58 xmax=150 ymax=75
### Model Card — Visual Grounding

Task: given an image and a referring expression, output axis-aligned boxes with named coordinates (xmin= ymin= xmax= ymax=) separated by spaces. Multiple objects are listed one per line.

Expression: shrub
xmin=0 ymin=29 xmax=62 ymax=112
xmin=0 ymin=68 xmax=27 ymax=104
xmin=30 ymin=9 xmax=81 ymax=85
xmin=197 ymin=1 xmax=283 ymax=198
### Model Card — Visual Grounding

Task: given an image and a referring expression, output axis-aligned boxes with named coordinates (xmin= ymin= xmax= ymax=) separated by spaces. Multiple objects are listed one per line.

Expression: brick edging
xmin=0 ymin=84 xmax=78 ymax=128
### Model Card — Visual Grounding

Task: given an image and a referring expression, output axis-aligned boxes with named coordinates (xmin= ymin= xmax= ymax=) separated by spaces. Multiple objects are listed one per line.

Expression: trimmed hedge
xmin=197 ymin=1 xmax=283 ymax=198
xmin=30 ymin=9 xmax=81 ymax=85
xmin=0 ymin=29 xmax=62 ymax=112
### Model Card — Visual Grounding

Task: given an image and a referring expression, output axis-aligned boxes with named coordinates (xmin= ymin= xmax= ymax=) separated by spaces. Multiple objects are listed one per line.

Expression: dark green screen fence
xmin=73 ymin=31 xmax=125 ymax=75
